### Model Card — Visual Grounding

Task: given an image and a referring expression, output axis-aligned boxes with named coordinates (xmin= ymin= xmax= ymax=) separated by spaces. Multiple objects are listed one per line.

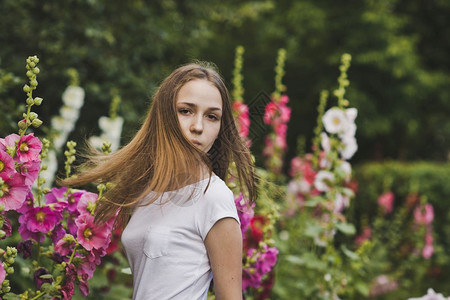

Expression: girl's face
xmin=176 ymin=79 xmax=222 ymax=153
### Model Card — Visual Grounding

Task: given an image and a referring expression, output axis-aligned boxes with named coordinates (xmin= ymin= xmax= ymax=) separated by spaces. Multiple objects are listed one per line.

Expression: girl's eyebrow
xmin=177 ymin=102 xmax=222 ymax=112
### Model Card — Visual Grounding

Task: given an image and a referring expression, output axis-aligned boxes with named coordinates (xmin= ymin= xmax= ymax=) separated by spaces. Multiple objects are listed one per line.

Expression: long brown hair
xmin=61 ymin=62 xmax=257 ymax=227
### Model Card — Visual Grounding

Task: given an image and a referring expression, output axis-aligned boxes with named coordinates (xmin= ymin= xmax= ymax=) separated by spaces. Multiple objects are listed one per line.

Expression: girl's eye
xmin=178 ymin=108 xmax=191 ymax=115
xmin=207 ymin=114 xmax=219 ymax=121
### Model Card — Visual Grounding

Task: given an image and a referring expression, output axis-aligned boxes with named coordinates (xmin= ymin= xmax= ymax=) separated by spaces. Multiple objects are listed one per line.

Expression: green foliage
xmin=1 ymin=0 xmax=449 ymax=162
xmin=349 ymin=161 xmax=450 ymax=297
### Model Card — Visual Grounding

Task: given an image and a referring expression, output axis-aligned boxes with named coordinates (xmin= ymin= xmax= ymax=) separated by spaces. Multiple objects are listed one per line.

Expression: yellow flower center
xmin=84 ymin=228 xmax=93 ymax=240
xmin=0 ymin=161 xmax=4 ymax=172
xmin=36 ymin=211 xmax=46 ymax=222
xmin=333 ymin=117 xmax=341 ymax=125
xmin=68 ymin=195 xmax=75 ymax=204
xmin=19 ymin=142 xmax=29 ymax=152
xmin=1 ymin=184 xmax=9 ymax=194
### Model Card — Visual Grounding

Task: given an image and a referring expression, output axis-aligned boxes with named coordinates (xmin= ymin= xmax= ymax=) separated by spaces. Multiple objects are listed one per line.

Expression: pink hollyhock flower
xmin=378 ymin=192 xmax=394 ymax=214
xmin=51 ymin=223 xmax=67 ymax=244
xmin=18 ymin=221 xmax=45 ymax=242
xmin=274 ymin=134 xmax=287 ymax=150
xmin=61 ymin=264 xmax=77 ymax=300
xmin=274 ymin=123 xmax=288 ymax=138
xmin=55 ymin=235 xmax=75 ymax=256
xmin=24 ymin=205 xmax=61 ymax=234
xmin=355 ymin=226 xmax=372 ymax=246
xmin=0 ymin=149 xmax=16 ymax=178
xmin=0 ymin=134 xmax=20 ymax=154
xmin=234 ymin=193 xmax=255 ymax=236
xmin=17 ymin=192 xmax=34 ymax=214
xmin=17 ymin=159 xmax=40 ymax=188
xmin=46 ymin=187 xmax=84 ymax=213
xmin=280 ymin=94 xmax=289 ymax=105
xmin=77 ymin=192 xmax=98 ymax=216
xmin=243 ymin=266 xmax=262 ymax=290
xmin=414 ymin=204 xmax=434 ymax=225
xmin=16 ymin=133 xmax=42 ymax=163
xmin=75 ymin=214 xmax=112 ymax=251
xmin=78 ymin=272 xmax=90 ymax=296
xmin=0 ymin=261 xmax=5 ymax=285
xmin=263 ymin=102 xmax=278 ymax=125
xmin=0 ymin=173 xmax=29 ymax=211
xmin=422 ymin=244 xmax=434 ymax=259
xmin=256 ymin=245 xmax=278 ymax=274
xmin=279 ymin=104 xmax=291 ymax=123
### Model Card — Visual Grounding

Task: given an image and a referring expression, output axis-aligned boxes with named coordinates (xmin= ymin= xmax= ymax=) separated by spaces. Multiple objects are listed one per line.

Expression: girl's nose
xmin=190 ymin=116 xmax=203 ymax=134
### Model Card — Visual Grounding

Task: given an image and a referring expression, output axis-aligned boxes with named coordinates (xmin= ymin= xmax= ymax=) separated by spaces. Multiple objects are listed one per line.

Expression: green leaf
xmin=335 ymin=222 xmax=356 ymax=235
xmin=341 ymin=245 xmax=359 ymax=260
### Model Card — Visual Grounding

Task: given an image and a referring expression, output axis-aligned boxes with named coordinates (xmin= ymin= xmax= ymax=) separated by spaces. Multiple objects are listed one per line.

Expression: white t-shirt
xmin=121 ymin=175 xmax=240 ymax=300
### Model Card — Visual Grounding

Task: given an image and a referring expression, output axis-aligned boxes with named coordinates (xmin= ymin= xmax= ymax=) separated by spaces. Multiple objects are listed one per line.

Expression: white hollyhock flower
xmin=40 ymin=150 xmax=58 ymax=187
xmin=321 ymin=132 xmax=331 ymax=153
xmin=340 ymin=135 xmax=358 ymax=160
xmin=88 ymin=136 xmax=105 ymax=150
xmin=334 ymin=192 xmax=350 ymax=213
xmin=314 ymin=170 xmax=334 ymax=192
xmin=337 ymin=161 xmax=352 ymax=181
xmin=59 ymin=106 xmax=80 ymax=122
xmin=345 ymin=108 xmax=358 ymax=123
xmin=407 ymin=288 xmax=450 ymax=300
xmin=322 ymin=108 xmax=350 ymax=134
xmin=62 ymin=86 xmax=85 ymax=109
xmin=51 ymin=116 xmax=74 ymax=133
xmin=99 ymin=116 xmax=124 ymax=138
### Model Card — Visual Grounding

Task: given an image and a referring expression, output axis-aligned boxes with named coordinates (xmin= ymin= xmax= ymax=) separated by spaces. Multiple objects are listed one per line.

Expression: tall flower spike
xmin=20 ymin=56 xmax=43 ymax=137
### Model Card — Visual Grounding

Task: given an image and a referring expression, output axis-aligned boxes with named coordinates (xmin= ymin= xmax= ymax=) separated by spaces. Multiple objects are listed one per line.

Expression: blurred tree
xmin=0 ymin=0 xmax=449 ymax=164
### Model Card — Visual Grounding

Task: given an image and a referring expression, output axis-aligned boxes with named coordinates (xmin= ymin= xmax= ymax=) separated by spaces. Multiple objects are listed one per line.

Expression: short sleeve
xmin=196 ymin=182 xmax=240 ymax=241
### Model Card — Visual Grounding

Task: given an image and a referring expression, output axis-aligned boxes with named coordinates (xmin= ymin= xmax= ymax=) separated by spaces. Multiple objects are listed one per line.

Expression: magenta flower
xmin=0 ymin=261 xmax=5 ymax=285
xmin=422 ymin=244 xmax=434 ymax=259
xmin=17 ymin=240 xmax=33 ymax=259
xmin=61 ymin=264 xmax=77 ymax=300
xmin=256 ymin=245 xmax=278 ymax=274
xmin=18 ymin=221 xmax=45 ymax=242
xmin=23 ymin=206 xmax=61 ymax=234
xmin=46 ymin=187 xmax=85 ymax=213
xmin=77 ymin=192 xmax=98 ymax=216
xmin=234 ymin=193 xmax=254 ymax=236
xmin=16 ymin=133 xmax=42 ymax=163
xmin=17 ymin=192 xmax=35 ymax=214
xmin=378 ymin=192 xmax=394 ymax=214
xmin=263 ymin=102 xmax=278 ymax=125
xmin=0 ymin=173 xmax=29 ymax=211
xmin=0 ymin=149 xmax=16 ymax=178
xmin=17 ymin=159 xmax=40 ymax=188
xmin=75 ymin=213 xmax=112 ymax=251
xmin=414 ymin=204 xmax=434 ymax=225
xmin=0 ymin=134 xmax=19 ymax=154
xmin=54 ymin=235 xmax=75 ymax=256
xmin=51 ymin=223 xmax=67 ymax=245
xmin=243 ymin=266 xmax=262 ymax=290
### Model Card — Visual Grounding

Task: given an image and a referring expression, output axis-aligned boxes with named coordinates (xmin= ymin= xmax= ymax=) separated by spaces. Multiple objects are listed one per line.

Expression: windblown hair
xmin=61 ymin=62 xmax=257 ymax=228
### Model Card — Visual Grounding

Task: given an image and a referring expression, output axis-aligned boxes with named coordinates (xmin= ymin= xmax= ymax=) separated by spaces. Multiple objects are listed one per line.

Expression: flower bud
xmin=0 ymin=230 xmax=5 ymax=239
xmin=26 ymin=97 xmax=34 ymax=105
xmin=30 ymin=79 xmax=38 ymax=87
xmin=6 ymin=258 xmax=14 ymax=264
xmin=6 ymin=248 xmax=12 ymax=256
xmin=32 ymin=118 xmax=43 ymax=128
xmin=33 ymin=67 xmax=40 ymax=74
xmin=6 ymin=267 xmax=13 ymax=274
xmin=34 ymin=97 xmax=43 ymax=105
xmin=2 ymin=279 xmax=9 ymax=286
xmin=29 ymin=112 xmax=38 ymax=120
xmin=26 ymin=70 xmax=33 ymax=77
xmin=23 ymin=84 xmax=31 ymax=93
xmin=18 ymin=120 xmax=27 ymax=130
xmin=29 ymin=62 xmax=36 ymax=68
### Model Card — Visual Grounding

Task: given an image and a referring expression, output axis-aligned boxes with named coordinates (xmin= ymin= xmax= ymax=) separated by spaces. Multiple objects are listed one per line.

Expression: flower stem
xmin=30 ymin=291 xmax=45 ymax=300
xmin=68 ymin=244 xmax=78 ymax=264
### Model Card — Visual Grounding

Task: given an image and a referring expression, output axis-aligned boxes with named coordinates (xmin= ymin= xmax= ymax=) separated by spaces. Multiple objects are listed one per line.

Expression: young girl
xmin=63 ymin=62 xmax=257 ymax=299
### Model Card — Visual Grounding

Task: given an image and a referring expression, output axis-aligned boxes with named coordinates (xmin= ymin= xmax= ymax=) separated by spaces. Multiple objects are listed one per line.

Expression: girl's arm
xmin=205 ymin=217 xmax=243 ymax=300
